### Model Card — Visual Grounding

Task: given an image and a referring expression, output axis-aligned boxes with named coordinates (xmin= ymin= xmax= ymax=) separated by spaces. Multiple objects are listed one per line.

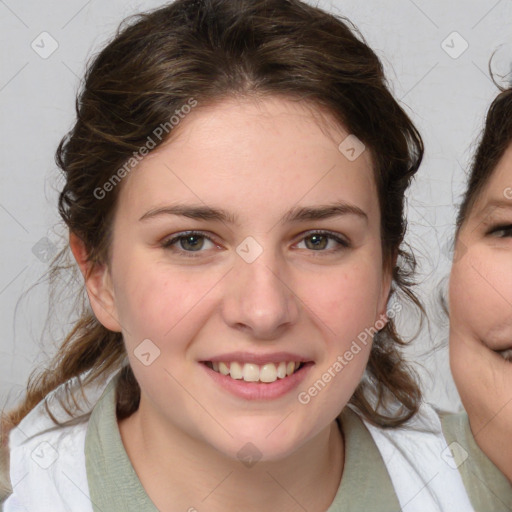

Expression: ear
xmin=69 ymin=231 xmax=122 ymax=333
xmin=377 ymin=250 xmax=396 ymax=321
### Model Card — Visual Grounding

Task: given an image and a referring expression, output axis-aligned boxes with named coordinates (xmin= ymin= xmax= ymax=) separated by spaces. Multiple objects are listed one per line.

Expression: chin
xmin=215 ymin=422 xmax=308 ymax=463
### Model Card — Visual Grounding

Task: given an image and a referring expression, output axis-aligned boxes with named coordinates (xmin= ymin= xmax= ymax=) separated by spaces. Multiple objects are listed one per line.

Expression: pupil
xmin=182 ymin=235 xmax=203 ymax=251
xmin=307 ymin=234 xmax=327 ymax=250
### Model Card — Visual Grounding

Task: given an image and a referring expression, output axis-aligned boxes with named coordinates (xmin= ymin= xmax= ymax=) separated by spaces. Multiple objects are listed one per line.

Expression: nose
xmin=221 ymin=245 xmax=300 ymax=340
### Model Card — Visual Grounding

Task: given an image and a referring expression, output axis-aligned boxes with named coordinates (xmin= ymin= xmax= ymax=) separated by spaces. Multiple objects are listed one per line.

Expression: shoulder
xmin=353 ymin=402 xmax=475 ymax=511
xmin=2 ymin=372 xmax=116 ymax=512
xmin=440 ymin=410 xmax=512 ymax=511
xmin=84 ymin=373 xmax=159 ymax=511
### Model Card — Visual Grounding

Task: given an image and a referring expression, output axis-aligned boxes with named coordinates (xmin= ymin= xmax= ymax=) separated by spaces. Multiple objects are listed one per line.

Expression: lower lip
xmin=200 ymin=362 xmax=314 ymax=400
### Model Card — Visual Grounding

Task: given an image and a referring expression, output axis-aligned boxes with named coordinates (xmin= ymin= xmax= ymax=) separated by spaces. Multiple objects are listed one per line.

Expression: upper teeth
xmin=210 ymin=361 xmax=301 ymax=383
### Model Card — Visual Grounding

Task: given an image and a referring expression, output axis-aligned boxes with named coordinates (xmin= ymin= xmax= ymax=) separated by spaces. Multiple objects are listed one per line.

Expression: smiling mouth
xmin=202 ymin=361 xmax=312 ymax=383
xmin=495 ymin=348 xmax=512 ymax=362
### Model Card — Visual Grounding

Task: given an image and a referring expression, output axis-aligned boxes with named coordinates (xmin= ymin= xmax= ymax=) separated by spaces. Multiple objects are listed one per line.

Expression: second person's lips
xmin=495 ymin=347 xmax=512 ymax=362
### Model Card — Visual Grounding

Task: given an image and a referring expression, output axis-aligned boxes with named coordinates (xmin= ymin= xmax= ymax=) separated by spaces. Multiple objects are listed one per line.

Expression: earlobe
xmin=69 ymin=231 xmax=122 ymax=333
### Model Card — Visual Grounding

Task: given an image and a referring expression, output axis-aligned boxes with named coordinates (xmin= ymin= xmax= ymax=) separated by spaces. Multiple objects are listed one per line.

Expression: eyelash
xmin=160 ymin=230 xmax=350 ymax=258
xmin=487 ymin=224 xmax=512 ymax=238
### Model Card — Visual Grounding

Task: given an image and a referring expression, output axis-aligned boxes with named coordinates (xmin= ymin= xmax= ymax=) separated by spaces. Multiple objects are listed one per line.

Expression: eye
xmin=296 ymin=230 xmax=350 ymax=253
xmin=160 ymin=229 xmax=350 ymax=258
xmin=487 ymin=224 xmax=512 ymax=238
xmin=161 ymin=231 xmax=217 ymax=257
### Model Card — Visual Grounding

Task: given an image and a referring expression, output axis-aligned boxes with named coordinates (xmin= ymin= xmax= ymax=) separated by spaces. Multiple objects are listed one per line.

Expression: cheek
xmin=113 ymin=242 xmax=384 ymax=359
xmin=302 ymin=258 xmax=384 ymax=346
xmin=451 ymin=246 xmax=512 ymax=347
xmin=112 ymin=255 xmax=222 ymax=347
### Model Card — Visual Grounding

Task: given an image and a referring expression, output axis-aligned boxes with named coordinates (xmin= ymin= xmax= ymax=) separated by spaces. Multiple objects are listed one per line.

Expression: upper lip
xmin=201 ymin=352 xmax=314 ymax=365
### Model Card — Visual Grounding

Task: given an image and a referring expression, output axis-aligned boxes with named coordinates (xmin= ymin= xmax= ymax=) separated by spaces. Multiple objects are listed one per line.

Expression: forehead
xmin=117 ymin=96 xmax=378 ymax=221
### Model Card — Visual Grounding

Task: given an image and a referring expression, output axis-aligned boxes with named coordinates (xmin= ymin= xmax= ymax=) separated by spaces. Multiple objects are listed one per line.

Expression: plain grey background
xmin=1 ymin=0 xmax=511 ymax=412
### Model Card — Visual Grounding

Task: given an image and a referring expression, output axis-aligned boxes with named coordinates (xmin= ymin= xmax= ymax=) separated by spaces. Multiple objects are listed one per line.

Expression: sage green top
xmin=84 ymin=372 xmax=512 ymax=511
xmin=439 ymin=411 xmax=512 ymax=511
xmin=85 ymin=373 xmax=401 ymax=511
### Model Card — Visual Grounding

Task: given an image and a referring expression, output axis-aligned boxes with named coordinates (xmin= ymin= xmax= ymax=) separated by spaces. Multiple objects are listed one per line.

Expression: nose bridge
xmin=222 ymin=238 xmax=299 ymax=337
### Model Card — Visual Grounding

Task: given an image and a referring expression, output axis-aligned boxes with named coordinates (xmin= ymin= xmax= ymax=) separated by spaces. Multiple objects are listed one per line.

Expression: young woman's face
xmin=97 ymin=96 xmax=390 ymax=460
xmin=450 ymin=143 xmax=512 ymax=432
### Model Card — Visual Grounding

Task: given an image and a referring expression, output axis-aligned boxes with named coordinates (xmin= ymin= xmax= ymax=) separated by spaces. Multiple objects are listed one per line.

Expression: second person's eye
xmin=487 ymin=224 xmax=512 ymax=238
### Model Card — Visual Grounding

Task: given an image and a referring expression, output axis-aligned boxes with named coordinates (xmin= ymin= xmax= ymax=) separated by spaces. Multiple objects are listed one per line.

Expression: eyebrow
xmin=138 ymin=202 xmax=368 ymax=225
xmin=478 ymin=199 xmax=512 ymax=216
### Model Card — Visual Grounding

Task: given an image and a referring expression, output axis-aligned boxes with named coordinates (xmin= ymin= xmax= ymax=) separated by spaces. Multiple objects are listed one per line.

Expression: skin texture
xmin=449 ymin=143 xmax=512 ymax=483
xmin=70 ymin=96 xmax=391 ymax=511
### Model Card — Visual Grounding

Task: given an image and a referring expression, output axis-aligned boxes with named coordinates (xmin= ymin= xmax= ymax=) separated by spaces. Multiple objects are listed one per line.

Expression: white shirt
xmin=3 ymin=374 xmax=474 ymax=512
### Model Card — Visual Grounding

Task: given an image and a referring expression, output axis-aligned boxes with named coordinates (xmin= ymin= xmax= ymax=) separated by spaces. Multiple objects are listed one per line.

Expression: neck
xmin=119 ymin=399 xmax=344 ymax=512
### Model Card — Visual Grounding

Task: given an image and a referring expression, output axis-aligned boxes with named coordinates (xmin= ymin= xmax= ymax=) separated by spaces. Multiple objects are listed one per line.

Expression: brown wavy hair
xmin=456 ymin=82 xmax=512 ymax=231
xmin=1 ymin=0 xmax=425 ymax=477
